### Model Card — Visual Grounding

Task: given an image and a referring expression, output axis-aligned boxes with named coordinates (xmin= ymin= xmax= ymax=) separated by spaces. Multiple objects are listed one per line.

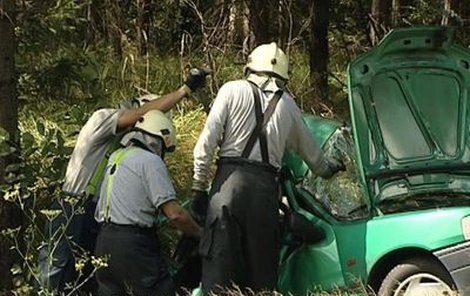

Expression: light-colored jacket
xmin=62 ymin=108 xmax=123 ymax=196
xmin=193 ymin=74 xmax=331 ymax=190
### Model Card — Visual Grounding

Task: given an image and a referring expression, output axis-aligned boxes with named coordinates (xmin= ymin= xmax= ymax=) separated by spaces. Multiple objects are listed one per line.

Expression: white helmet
xmin=134 ymin=109 xmax=176 ymax=152
xmin=245 ymin=42 xmax=289 ymax=80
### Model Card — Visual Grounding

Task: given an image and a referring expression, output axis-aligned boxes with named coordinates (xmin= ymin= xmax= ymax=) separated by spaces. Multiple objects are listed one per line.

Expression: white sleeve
xmin=193 ymin=84 xmax=231 ymax=190
xmin=287 ymin=106 xmax=331 ymax=177
xmin=85 ymin=108 xmax=124 ymax=147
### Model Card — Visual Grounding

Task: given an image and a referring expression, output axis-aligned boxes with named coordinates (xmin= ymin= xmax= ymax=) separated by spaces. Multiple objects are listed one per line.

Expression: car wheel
xmin=378 ymin=257 xmax=455 ymax=296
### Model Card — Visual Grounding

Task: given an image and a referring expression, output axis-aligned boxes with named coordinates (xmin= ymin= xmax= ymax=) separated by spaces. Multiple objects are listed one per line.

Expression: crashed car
xmin=279 ymin=26 xmax=470 ymax=296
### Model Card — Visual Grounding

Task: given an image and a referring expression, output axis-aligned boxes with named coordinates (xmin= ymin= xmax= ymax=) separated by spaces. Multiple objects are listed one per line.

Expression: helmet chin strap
xmin=246 ymin=72 xmax=269 ymax=88
xmin=121 ymin=131 xmax=164 ymax=157
xmin=246 ymin=72 xmax=287 ymax=91
xmin=140 ymin=133 xmax=164 ymax=157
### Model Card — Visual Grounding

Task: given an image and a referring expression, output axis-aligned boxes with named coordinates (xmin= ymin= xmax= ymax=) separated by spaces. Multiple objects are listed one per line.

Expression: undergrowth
xmin=2 ymin=43 xmax=353 ymax=295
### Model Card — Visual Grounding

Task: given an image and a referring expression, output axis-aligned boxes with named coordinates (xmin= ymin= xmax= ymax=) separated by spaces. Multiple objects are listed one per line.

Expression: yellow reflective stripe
xmin=86 ymin=138 xmax=122 ymax=196
xmin=104 ymin=147 xmax=138 ymax=221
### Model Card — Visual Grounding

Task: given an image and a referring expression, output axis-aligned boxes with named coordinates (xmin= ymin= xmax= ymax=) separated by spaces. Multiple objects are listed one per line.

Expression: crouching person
xmin=94 ymin=110 xmax=202 ymax=296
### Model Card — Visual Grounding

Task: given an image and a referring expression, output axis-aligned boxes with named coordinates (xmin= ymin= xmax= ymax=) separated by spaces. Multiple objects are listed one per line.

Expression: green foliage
xmin=19 ymin=112 xmax=71 ymax=190
xmin=407 ymin=0 xmax=444 ymax=25
xmin=0 ymin=115 xmax=70 ymax=293
xmin=0 ymin=127 xmax=14 ymax=157
xmin=16 ymin=1 xmax=87 ymax=49
xmin=153 ymin=0 xmax=184 ymax=52
xmin=4 ymin=0 xmax=469 ymax=294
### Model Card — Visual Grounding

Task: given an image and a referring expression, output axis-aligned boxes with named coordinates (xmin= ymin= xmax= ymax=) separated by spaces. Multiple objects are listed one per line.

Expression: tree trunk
xmin=276 ymin=0 xmax=293 ymax=49
xmin=241 ymin=1 xmax=251 ymax=57
xmin=238 ymin=0 xmax=251 ymax=57
xmin=0 ymin=0 xmax=20 ymax=290
xmin=442 ymin=0 xmax=459 ymax=26
xmin=228 ymin=0 xmax=246 ymax=47
xmin=247 ymin=0 xmax=272 ymax=46
xmin=370 ymin=0 xmax=389 ymax=45
xmin=392 ymin=0 xmax=401 ymax=26
xmin=137 ymin=0 xmax=152 ymax=55
xmin=102 ymin=0 xmax=126 ymax=56
xmin=308 ymin=0 xmax=330 ymax=109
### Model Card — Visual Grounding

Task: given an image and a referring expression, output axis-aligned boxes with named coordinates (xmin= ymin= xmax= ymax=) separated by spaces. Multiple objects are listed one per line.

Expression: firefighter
xmin=191 ymin=42 xmax=345 ymax=294
xmin=38 ymin=68 xmax=208 ymax=293
xmin=94 ymin=109 xmax=202 ymax=296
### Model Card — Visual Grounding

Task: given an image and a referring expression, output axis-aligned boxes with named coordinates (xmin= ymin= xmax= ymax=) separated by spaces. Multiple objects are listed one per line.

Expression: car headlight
xmin=461 ymin=216 xmax=470 ymax=240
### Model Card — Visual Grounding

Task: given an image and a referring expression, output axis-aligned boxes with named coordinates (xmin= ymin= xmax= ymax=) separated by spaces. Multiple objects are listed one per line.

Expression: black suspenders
xmin=241 ymin=82 xmax=283 ymax=164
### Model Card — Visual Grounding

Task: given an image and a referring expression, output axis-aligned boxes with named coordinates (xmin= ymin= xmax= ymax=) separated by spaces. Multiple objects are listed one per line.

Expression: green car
xmin=280 ymin=26 xmax=470 ymax=296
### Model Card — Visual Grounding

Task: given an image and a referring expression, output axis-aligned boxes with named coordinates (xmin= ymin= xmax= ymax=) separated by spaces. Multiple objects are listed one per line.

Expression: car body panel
xmin=278 ymin=26 xmax=470 ymax=296
xmin=279 ymin=180 xmax=470 ymax=295
xmin=363 ymin=207 xmax=468 ymax=273
xmin=278 ymin=180 xmax=346 ymax=295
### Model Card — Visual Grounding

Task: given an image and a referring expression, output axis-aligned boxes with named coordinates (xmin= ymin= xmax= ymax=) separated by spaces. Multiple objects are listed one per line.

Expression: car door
xmin=279 ymin=117 xmax=370 ymax=295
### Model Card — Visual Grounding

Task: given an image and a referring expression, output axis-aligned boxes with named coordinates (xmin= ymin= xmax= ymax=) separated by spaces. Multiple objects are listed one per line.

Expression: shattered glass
xmin=299 ymin=127 xmax=368 ymax=219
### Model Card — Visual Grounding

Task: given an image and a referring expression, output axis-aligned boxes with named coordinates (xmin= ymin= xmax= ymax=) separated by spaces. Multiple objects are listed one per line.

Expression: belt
xmin=100 ymin=222 xmax=156 ymax=234
xmin=217 ymin=157 xmax=280 ymax=176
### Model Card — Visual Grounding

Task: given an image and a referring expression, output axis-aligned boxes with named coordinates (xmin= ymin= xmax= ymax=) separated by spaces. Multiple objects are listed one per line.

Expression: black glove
xmin=172 ymin=234 xmax=202 ymax=289
xmin=184 ymin=67 xmax=211 ymax=92
xmin=191 ymin=190 xmax=209 ymax=225
xmin=324 ymin=157 xmax=346 ymax=179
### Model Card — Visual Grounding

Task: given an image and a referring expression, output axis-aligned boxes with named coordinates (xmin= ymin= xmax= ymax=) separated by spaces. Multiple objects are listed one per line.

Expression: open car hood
xmin=348 ymin=26 xmax=470 ymax=202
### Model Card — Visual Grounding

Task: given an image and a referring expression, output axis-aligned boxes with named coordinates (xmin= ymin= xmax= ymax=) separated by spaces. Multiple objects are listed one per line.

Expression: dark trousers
xmin=38 ymin=197 xmax=99 ymax=293
xmin=95 ymin=223 xmax=175 ymax=296
xmin=200 ymin=159 xmax=281 ymax=294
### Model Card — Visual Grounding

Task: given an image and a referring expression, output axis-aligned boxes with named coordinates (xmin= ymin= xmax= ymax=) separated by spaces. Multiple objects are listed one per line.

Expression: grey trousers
xmin=200 ymin=158 xmax=281 ymax=294
xmin=95 ymin=223 xmax=175 ymax=296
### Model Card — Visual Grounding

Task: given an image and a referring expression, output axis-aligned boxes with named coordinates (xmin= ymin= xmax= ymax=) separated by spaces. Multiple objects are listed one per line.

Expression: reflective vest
xmin=102 ymin=146 xmax=138 ymax=221
xmin=85 ymin=138 xmax=123 ymax=197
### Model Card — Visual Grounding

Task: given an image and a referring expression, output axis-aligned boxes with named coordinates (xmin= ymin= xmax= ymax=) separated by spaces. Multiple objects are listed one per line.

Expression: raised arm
xmin=118 ymin=67 xmax=210 ymax=130
xmin=117 ymin=88 xmax=188 ymax=129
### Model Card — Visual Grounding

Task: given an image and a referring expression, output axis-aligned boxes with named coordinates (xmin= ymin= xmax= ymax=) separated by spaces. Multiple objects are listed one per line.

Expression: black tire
xmin=378 ymin=257 xmax=455 ymax=296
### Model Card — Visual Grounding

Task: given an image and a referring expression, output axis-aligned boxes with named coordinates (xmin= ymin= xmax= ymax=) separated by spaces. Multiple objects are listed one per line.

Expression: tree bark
xmin=247 ymin=0 xmax=273 ymax=46
xmin=391 ymin=0 xmax=401 ymax=26
xmin=137 ymin=0 xmax=152 ymax=55
xmin=370 ymin=0 xmax=389 ymax=45
xmin=442 ymin=0 xmax=459 ymax=26
xmin=228 ymin=0 xmax=247 ymax=47
xmin=308 ymin=0 xmax=330 ymax=109
xmin=0 ymin=0 xmax=20 ymax=290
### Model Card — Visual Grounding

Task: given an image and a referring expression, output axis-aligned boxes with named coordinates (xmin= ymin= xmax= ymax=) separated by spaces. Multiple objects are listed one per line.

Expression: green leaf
xmin=36 ymin=121 xmax=45 ymax=135
xmin=22 ymin=132 xmax=35 ymax=149
xmin=5 ymin=163 xmax=21 ymax=173
xmin=101 ymin=65 xmax=109 ymax=80
xmin=57 ymin=130 xmax=65 ymax=148
xmin=0 ymin=127 xmax=7 ymax=142
xmin=82 ymin=64 xmax=99 ymax=81
xmin=0 ymin=127 xmax=16 ymax=157
xmin=10 ymin=264 xmax=22 ymax=275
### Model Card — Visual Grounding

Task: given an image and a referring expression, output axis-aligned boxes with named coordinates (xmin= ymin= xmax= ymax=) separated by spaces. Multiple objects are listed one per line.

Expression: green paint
xmin=278 ymin=26 xmax=470 ymax=295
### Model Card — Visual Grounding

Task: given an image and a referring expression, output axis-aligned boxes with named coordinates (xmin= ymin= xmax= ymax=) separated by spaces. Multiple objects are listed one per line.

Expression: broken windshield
xmin=299 ymin=127 xmax=368 ymax=220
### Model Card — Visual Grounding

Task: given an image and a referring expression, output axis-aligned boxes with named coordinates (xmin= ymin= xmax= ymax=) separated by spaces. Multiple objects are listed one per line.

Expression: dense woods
xmin=0 ymin=0 xmax=468 ymax=294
